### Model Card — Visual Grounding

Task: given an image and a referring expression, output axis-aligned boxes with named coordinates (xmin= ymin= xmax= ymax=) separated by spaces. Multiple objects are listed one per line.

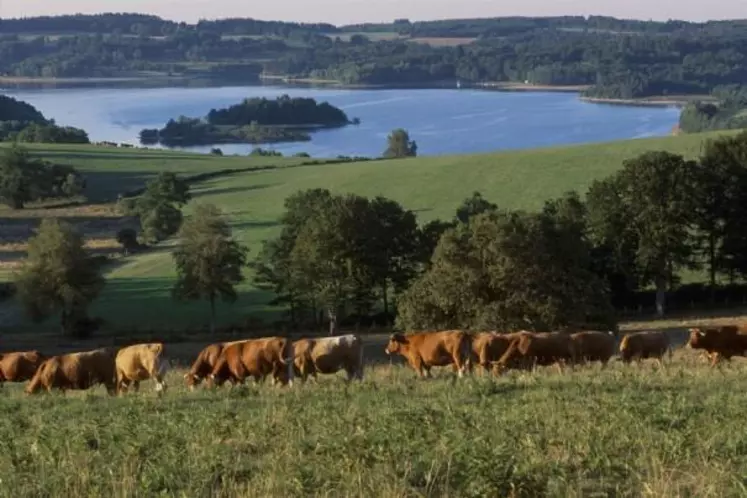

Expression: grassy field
xmin=2 ymin=347 xmax=747 ymax=497
xmin=0 ymin=131 xmax=739 ymax=331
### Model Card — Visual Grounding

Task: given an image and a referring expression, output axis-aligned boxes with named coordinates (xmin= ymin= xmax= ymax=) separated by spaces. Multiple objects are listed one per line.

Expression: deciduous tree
xmin=172 ymin=203 xmax=249 ymax=332
xmin=15 ymin=219 xmax=106 ymax=337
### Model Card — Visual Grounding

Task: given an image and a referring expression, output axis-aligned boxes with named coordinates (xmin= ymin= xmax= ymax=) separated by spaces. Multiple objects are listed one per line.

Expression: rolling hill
xmin=0 ymin=130 xmax=738 ymax=331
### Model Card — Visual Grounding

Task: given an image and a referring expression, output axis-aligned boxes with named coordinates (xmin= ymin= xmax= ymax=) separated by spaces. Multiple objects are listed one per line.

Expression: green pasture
xmin=1 ymin=355 xmax=746 ymax=497
xmin=0 ymin=131 xmax=738 ymax=331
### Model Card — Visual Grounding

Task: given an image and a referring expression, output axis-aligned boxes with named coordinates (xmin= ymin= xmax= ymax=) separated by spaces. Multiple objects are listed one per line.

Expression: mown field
xmin=2 ymin=348 xmax=747 ymax=497
xmin=0 ymin=130 xmax=739 ymax=331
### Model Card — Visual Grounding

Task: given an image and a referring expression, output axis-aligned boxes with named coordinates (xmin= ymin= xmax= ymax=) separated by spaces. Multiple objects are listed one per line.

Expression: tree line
xmin=2 ymin=15 xmax=747 ymax=99
xmin=13 ymin=131 xmax=747 ymax=336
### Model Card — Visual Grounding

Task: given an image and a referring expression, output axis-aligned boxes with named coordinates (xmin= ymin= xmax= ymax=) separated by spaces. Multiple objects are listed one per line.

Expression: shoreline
xmin=0 ymin=73 xmax=708 ymax=111
xmin=580 ymin=95 xmax=716 ymax=108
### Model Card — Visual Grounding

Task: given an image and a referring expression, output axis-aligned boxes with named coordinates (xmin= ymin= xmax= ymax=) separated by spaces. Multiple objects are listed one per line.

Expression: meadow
xmin=2 ymin=346 xmax=747 ymax=497
xmin=0 ymin=130 xmax=738 ymax=331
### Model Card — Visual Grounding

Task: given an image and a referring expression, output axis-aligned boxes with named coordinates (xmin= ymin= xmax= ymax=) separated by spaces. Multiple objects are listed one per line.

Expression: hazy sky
xmin=2 ymin=0 xmax=746 ymax=25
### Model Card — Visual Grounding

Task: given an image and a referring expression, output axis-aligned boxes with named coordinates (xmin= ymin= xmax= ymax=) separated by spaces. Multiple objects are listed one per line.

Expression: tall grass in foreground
xmin=2 ymin=355 xmax=747 ymax=497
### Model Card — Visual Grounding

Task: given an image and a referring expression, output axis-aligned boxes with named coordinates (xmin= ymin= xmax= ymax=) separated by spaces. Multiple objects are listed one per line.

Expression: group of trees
xmin=0 ymin=145 xmax=85 ymax=209
xmin=206 ymin=95 xmax=351 ymax=127
xmin=140 ymin=96 xmax=352 ymax=147
xmin=251 ymin=189 xmax=422 ymax=333
xmin=253 ymin=132 xmax=747 ymax=332
xmin=118 ymin=172 xmax=191 ymax=244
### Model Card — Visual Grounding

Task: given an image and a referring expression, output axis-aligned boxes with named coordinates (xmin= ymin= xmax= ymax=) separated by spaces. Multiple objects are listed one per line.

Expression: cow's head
xmin=183 ymin=372 xmax=201 ymax=390
xmin=687 ymin=328 xmax=709 ymax=349
xmin=385 ymin=334 xmax=407 ymax=355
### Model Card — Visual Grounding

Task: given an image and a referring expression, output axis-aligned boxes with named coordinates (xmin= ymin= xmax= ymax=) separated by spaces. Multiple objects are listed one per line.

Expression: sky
xmin=2 ymin=0 xmax=746 ymax=25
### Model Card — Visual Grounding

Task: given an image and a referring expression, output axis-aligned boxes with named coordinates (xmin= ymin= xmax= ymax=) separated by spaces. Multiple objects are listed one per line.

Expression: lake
xmin=0 ymin=84 xmax=681 ymax=157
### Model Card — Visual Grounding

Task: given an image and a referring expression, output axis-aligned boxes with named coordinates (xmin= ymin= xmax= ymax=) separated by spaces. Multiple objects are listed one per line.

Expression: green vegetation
xmin=0 ymin=145 xmax=85 ymax=209
xmin=3 ymin=13 xmax=747 ymax=99
xmin=172 ymin=203 xmax=249 ymax=332
xmin=679 ymin=86 xmax=747 ymax=133
xmin=14 ymin=219 xmax=105 ymax=337
xmin=140 ymin=96 xmax=352 ymax=147
xmin=3 ymin=357 xmax=747 ymax=496
xmin=0 ymin=131 xmax=732 ymax=332
xmin=383 ymin=128 xmax=417 ymax=158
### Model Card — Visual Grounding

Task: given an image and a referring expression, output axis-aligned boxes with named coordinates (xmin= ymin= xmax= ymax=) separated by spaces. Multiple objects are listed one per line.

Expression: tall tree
xmin=172 ymin=203 xmax=249 ymax=332
xmin=383 ymin=128 xmax=417 ymax=158
xmin=15 ymin=219 xmax=105 ymax=336
xmin=694 ymin=132 xmax=747 ymax=284
xmin=586 ymin=151 xmax=698 ymax=316
xmin=456 ymin=191 xmax=498 ymax=224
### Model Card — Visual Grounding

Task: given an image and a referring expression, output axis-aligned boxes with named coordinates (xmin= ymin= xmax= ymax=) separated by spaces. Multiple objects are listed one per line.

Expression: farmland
xmin=2 ymin=342 xmax=747 ymax=497
xmin=0 ymin=130 xmax=738 ymax=331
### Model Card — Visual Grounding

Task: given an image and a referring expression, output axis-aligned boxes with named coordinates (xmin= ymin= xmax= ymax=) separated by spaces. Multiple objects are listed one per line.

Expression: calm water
xmin=0 ymin=85 xmax=681 ymax=157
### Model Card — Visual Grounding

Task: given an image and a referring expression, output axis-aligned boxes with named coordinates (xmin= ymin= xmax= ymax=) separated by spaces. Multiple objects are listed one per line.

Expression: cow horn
xmin=698 ymin=331 xmax=706 ymax=337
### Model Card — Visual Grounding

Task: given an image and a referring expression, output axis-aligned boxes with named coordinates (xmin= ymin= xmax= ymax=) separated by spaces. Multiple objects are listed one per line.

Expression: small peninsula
xmin=140 ymin=95 xmax=357 ymax=147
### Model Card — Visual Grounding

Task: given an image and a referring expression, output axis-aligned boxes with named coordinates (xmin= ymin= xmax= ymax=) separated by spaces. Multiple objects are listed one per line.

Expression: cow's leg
xmin=132 ymin=381 xmax=140 ymax=393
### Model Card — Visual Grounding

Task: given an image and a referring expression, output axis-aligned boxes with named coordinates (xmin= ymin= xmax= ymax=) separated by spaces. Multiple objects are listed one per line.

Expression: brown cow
xmin=687 ymin=325 xmax=747 ymax=367
xmin=0 ymin=351 xmax=46 ymax=385
xmin=116 ymin=343 xmax=168 ymax=394
xmin=384 ymin=330 xmax=471 ymax=379
xmin=292 ymin=334 xmax=363 ymax=382
xmin=207 ymin=337 xmax=294 ymax=388
xmin=618 ymin=331 xmax=671 ymax=366
xmin=467 ymin=332 xmax=522 ymax=375
xmin=25 ymin=348 xmax=118 ymax=395
xmin=495 ymin=331 xmax=576 ymax=373
xmin=570 ymin=331 xmax=616 ymax=367
xmin=183 ymin=340 xmax=250 ymax=390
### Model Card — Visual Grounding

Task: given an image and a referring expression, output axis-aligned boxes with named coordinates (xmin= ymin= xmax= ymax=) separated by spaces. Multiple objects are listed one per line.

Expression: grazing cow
xmin=687 ymin=325 xmax=747 ymax=367
xmin=25 ymin=348 xmax=118 ymax=395
xmin=115 ymin=343 xmax=168 ymax=394
xmin=618 ymin=331 xmax=671 ymax=365
xmin=183 ymin=340 xmax=250 ymax=389
xmin=207 ymin=337 xmax=294 ymax=388
xmin=570 ymin=331 xmax=616 ymax=367
xmin=495 ymin=331 xmax=576 ymax=373
xmin=384 ymin=330 xmax=471 ymax=378
xmin=0 ymin=351 xmax=46 ymax=386
xmin=292 ymin=334 xmax=363 ymax=382
xmin=467 ymin=332 xmax=522 ymax=375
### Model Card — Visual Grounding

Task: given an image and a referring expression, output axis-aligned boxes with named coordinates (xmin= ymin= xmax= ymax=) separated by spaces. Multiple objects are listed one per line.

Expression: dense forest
xmin=2 ymin=14 xmax=747 ymax=99
xmin=141 ymin=95 xmax=351 ymax=146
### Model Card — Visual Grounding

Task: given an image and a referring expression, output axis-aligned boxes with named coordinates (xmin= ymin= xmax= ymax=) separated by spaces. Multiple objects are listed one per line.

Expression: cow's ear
xmin=391 ymin=334 xmax=406 ymax=344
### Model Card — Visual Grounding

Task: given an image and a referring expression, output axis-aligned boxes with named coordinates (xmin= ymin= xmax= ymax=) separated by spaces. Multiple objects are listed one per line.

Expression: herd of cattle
xmin=0 ymin=324 xmax=745 ymax=395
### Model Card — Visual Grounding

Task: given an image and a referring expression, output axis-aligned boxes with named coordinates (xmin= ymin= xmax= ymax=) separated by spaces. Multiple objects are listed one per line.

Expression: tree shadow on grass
xmin=191 ymin=183 xmax=279 ymax=199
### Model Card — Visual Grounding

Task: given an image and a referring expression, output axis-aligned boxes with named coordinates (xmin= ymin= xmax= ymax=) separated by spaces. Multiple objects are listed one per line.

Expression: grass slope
xmin=1 ymin=356 xmax=747 ymax=496
xmin=0 ymin=131 xmax=737 ymax=330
